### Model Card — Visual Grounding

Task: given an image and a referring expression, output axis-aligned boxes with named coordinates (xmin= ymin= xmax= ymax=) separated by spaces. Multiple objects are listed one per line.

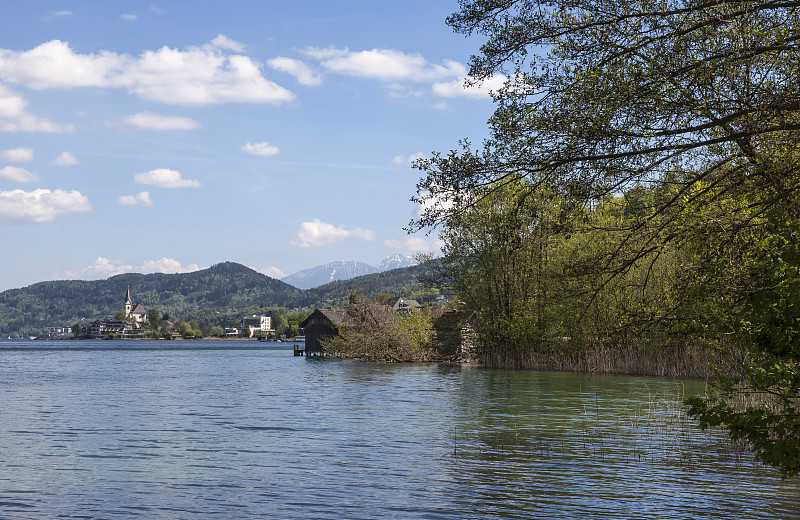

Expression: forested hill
xmin=0 ymin=260 xmax=439 ymax=335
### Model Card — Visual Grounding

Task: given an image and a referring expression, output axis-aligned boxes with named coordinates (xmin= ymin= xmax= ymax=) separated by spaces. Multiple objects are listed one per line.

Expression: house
xmin=89 ymin=319 xmax=144 ymax=339
xmin=241 ymin=315 xmax=272 ymax=337
xmin=299 ymin=309 xmax=347 ymax=355
xmin=47 ymin=326 xmax=72 ymax=339
xmin=392 ymin=298 xmax=421 ymax=315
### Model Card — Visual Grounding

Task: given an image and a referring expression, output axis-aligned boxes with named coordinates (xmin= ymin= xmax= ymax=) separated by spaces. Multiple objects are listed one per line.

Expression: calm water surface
xmin=0 ymin=339 xmax=797 ymax=519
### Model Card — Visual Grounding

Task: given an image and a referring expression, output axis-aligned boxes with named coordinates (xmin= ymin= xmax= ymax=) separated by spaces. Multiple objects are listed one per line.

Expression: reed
xmin=451 ymin=385 xmax=757 ymax=469
xmin=477 ymin=338 xmax=744 ymax=379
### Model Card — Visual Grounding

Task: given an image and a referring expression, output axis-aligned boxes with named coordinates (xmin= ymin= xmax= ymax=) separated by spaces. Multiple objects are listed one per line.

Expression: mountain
xmin=376 ymin=253 xmax=418 ymax=271
xmin=282 ymin=260 xmax=378 ymax=290
xmin=0 ymin=262 xmax=302 ymax=334
xmin=302 ymin=260 xmax=440 ymax=308
xmin=0 ymin=260 xmax=440 ymax=335
xmin=283 ymin=254 xmax=420 ymax=289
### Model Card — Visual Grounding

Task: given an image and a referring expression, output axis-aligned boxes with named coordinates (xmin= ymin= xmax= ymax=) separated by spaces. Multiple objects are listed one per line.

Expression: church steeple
xmin=124 ymin=286 xmax=133 ymax=317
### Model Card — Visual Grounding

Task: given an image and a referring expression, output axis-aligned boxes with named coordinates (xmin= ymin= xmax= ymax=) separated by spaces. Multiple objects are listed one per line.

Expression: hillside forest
xmin=0 ymin=261 xmax=441 ymax=338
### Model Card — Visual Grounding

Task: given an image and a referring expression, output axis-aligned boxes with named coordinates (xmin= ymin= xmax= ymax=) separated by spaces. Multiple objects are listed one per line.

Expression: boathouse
xmin=299 ymin=309 xmax=347 ymax=355
xmin=432 ymin=307 xmax=478 ymax=361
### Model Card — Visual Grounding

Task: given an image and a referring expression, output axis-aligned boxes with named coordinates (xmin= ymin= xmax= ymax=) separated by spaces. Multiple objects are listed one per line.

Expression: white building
xmin=241 ymin=315 xmax=271 ymax=336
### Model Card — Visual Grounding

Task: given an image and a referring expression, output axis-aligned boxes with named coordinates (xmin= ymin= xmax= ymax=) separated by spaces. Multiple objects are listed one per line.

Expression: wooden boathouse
xmin=298 ymin=309 xmax=346 ymax=356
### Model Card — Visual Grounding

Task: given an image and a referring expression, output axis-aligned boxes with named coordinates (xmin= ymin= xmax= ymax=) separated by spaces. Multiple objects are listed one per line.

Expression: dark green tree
xmin=147 ymin=308 xmax=162 ymax=330
xmin=412 ymin=0 xmax=800 ymax=475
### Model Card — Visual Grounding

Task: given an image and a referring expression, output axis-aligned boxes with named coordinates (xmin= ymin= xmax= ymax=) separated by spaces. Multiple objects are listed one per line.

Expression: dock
xmin=293 ymin=344 xmax=305 ymax=356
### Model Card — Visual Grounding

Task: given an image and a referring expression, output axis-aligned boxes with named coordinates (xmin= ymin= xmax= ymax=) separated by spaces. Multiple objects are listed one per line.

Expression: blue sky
xmin=0 ymin=1 xmax=499 ymax=292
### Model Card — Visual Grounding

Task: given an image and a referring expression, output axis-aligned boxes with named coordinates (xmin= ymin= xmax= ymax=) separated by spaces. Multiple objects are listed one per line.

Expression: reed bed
xmin=477 ymin=339 xmax=745 ymax=379
xmin=450 ymin=385 xmax=757 ymax=470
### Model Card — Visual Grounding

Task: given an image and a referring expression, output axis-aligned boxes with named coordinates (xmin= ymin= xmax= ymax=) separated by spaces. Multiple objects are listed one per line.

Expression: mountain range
xmin=0 ymin=259 xmax=439 ymax=336
xmin=281 ymin=253 xmax=418 ymax=290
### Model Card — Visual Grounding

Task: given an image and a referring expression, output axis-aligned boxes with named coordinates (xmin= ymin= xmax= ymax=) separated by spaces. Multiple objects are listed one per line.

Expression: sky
xmin=0 ymin=1 xmax=500 ymax=292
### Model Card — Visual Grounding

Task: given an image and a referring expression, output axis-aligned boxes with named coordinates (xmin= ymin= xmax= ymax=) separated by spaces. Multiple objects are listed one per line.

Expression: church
xmin=124 ymin=287 xmax=148 ymax=324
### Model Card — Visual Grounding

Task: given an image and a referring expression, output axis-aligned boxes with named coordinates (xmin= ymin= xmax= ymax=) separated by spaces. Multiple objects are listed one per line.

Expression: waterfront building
xmin=299 ymin=309 xmax=347 ymax=355
xmin=241 ymin=315 xmax=272 ymax=336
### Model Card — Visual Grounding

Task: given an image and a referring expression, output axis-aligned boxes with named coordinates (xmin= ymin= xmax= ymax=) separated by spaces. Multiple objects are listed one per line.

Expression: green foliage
xmin=411 ymin=0 xmax=800 ymax=475
xmin=206 ymin=326 xmax=225 ymax=338
xmin=286 ymin=310 xmax=310 ymax=338
xmin=324 ymin=298 xmax=437 ymax=362
xmin=687 ymin=205 xmax=800 ymax=477
xmin=147 ymin=308 xmax=162 ymax=330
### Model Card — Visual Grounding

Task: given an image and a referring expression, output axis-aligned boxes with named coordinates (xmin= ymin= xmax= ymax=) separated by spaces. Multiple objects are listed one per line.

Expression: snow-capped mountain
xmin=282 ymin=254 xmax=420 ymax=289
xmin=376 ymin=253 xmax=418 ymax=271
xmin=281 ymin=260 xmax=377 ymax=290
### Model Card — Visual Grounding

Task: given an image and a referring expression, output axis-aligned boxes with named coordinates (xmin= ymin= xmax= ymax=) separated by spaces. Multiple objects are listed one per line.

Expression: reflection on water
xmin=0 ymin=339 xmax=797 ymax=519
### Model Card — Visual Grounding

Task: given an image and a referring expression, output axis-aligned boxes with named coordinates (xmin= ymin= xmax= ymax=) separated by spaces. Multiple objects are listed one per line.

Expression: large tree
xmin=413 ymin=0 xmax=800 ymax=475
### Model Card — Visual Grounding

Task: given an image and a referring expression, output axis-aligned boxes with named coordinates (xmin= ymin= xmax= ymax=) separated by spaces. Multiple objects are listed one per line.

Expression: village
xmin=64 ymin=288 xmax=473 ymax=361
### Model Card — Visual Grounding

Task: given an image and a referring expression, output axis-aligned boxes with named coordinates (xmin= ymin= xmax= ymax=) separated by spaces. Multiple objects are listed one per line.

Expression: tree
xmin=323 ymin=296 xmax=436 ymax=362
xmin=687 ymin=203 xmax=800 ymax=476
xmin=415 ymin=0 xmax=799 ymax=233
xmin=147 ymin=308 xmax=162 ymax=330
xmin=411 ymin=0 xmax=800 ymax=475
xmin=286 ymin=311 xmax=309 ymax=338
xmin=438 ymin=177 xmax=561 ymax=364
xmin=207 ymin=325 xmax=225 ymax=337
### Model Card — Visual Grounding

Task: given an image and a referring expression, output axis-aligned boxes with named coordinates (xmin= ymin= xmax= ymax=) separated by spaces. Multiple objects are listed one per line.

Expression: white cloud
xmin=0 ymin=38 xmax=295 ymax=106
xmin=266 ymin=56 xmax=322 ymax=86
xmin=78 ymin=257 xmax=134 ymax=278
xmin=121 ymin=111 xmax=202 ymax=130
xmin=118 ymin=191 xmax=153 ymax=207
xmin=134 ymin=168 xmax=202 ymax=188
xmin=208 ymin=34 xmax=246 ymax=53
xmin=43 ymin=10 xmax=72 ymax=21
xmin=257 ymin=266 xmax=285 ymax=279
xmin=0 ymin=147 xmax=34 ymax=162
xmin=0 ymin=40 xmax=127 ymax=89
xmin=392 ymin=152 xmax=427 ymax=165
xmin=141 ymin=257 xmax=201 ymax=274
xmin=75 ymin=256 xmax=201 ymax=279
xmin=291 ymin=219 xmax=375 ymax=248
xmin=384 ymin=236 xmax=444 ymax=255
xmin=432 ymin=74 xmax=507 ymax=99
xmin=241 ymin=141 xmax=279 ymax=157
xmin=433 ymin=101 xmax=450 ymax=110
xmin=51 ymin=151 xmax=78 ymax=166
xmin=126 ymin=46 xmax=295 ymax=105
xmin=0 ymin=166 xmax=40 ymax=182
xmin=302 ymin=47 xmax=465 ymax=83
xmin=121 ymin=14 xmax=138 ymax=22
xmin=415 ymin=185 xmax=459 ymax=219
xmin=0 ymin=85 xmax=74 ymax=133
xmin=0 ymin=188 xmax=91 ymax=224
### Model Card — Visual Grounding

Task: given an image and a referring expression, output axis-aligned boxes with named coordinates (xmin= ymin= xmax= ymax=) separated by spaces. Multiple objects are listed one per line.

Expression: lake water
xmin=0 ymin=339 xmax=797 ymax=519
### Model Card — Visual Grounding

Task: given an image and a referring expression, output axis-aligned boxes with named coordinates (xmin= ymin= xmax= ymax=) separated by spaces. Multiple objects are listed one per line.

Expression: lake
xmin=0 ymin=339 xmax=797 ymax=519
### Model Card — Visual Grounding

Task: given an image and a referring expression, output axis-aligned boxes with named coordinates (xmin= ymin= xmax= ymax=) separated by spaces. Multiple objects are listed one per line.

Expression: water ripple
xmin=0 ymin=341 xmax=797 ymax=519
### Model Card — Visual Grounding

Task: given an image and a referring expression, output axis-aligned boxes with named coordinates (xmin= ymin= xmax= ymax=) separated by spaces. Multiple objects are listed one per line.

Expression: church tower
xmin=124 ymin=286 xmax=133 ymax=318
